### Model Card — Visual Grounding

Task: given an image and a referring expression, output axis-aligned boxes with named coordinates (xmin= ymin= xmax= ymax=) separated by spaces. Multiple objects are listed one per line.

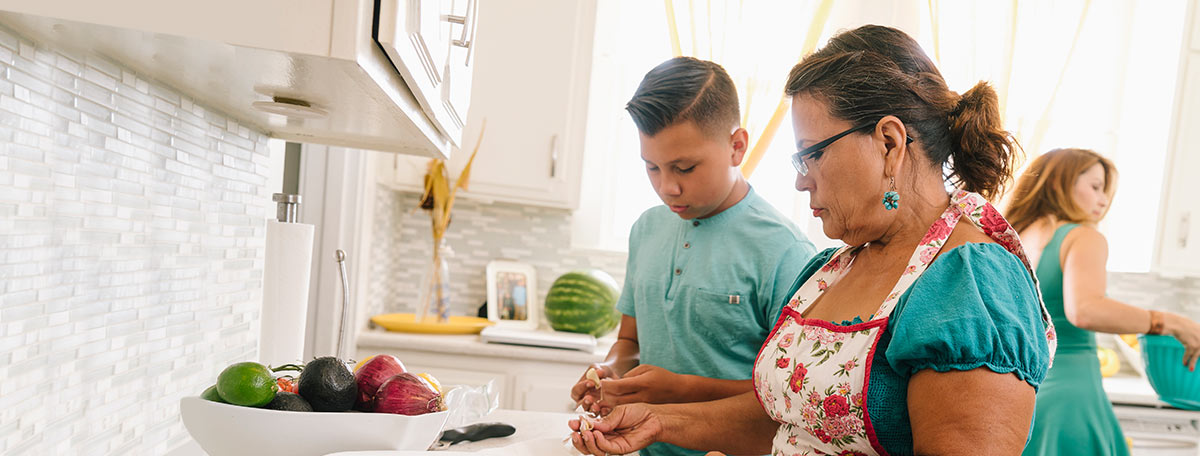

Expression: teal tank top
xmin=1038 ymin=223 xmax=1095 ymax=350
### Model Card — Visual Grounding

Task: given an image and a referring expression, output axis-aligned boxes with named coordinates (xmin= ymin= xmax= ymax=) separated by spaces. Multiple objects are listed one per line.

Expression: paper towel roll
xmin=260 ymin=220 xmax=315 ymax=367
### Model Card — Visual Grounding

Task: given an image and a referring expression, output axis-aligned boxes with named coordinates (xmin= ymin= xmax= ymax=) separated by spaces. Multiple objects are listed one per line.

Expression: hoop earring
xmin=883 ymin=177 xmax=900 ymax=211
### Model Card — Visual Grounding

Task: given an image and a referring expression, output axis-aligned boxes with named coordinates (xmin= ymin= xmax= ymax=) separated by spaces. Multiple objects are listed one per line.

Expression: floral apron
xmin=751 ymin=190 xmax=1056 ymax=455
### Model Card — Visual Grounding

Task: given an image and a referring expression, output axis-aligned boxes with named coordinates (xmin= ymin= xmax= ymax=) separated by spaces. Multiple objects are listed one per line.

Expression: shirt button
xmin=674 ymin=268 xmax=682 ymax=275
xmin=692 ymin=221 xmax=700 ymax=227
xmin=683 ymin=242 xmax=691 ymax=249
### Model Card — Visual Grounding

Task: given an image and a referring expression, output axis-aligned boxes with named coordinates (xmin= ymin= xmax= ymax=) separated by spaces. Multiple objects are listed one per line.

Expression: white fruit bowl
xmin=180 ymin=397 xmax=450 ymax=456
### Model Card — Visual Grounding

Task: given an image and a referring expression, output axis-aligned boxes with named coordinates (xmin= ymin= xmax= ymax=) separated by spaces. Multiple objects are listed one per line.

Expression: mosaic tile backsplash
xmin=0 ymin=26 xmax=270 ymax=455
xmin=368 ymin=187 xmax=628 ymax=327
xmin=1108 ymin=272 xmax=1200 ymax=318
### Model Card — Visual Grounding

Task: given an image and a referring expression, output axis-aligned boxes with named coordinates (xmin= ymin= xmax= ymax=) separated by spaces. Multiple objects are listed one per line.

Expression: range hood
xmin=0 ymin=0 xmax=466 ymax=158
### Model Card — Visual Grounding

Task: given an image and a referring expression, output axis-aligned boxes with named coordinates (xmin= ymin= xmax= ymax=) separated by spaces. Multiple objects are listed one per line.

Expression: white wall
xmin=0 ymin=24 xmax=270 ymax=455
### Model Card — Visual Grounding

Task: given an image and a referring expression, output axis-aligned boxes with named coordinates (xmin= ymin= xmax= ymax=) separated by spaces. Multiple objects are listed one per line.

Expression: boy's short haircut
xmin=626 ymin=56 xmax=740 ymax=138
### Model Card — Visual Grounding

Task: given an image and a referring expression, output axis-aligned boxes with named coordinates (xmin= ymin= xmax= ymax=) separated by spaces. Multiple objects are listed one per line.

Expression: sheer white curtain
xmin=926 ymin=0 xmax=1188 ymax=271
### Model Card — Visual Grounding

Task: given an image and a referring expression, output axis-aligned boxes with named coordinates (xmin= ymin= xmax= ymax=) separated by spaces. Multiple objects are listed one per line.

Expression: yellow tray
xmin=370 ymin=313 xmax=494 ymax=334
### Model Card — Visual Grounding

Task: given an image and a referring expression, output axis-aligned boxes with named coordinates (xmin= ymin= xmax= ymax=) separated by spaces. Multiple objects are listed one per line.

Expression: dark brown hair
xmin=784 ymin=25 xmax=1020 ymax=201
xmin=626 ymin=56 xmax=740 ymax=138
xmin=1005 ymin=148 xmax=1118 ymax=232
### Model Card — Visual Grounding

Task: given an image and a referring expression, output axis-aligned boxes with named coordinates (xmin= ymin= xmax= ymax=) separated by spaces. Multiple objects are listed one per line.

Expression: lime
xmin=217 ymin=362 xmax=278 ymax=407
xmin=201 ymin=384 xmax=226 ymax=403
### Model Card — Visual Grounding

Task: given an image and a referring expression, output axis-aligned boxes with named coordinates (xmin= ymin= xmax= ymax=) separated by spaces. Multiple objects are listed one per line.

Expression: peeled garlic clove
xmin=586 ymin=368 xmax=603 ymax=401
xmin=579 ymin=415 xmax=595 ymax=432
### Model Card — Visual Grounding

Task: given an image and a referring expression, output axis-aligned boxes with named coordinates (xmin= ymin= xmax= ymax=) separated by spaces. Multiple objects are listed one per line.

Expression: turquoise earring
xmin=883 ymin=177 xmax=899 ymax=210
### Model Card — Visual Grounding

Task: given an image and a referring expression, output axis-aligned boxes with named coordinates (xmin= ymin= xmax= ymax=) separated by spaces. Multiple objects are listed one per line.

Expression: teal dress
xmin=1023 ymin=224 xmax=1129 ymax=456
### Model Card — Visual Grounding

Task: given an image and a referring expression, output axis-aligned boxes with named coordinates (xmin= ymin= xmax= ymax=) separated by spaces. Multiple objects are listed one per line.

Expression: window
xmin=574 ymin=0 xmax=1189 ymax=274
xmin=571 ymin=1 xmax=673 ymax=252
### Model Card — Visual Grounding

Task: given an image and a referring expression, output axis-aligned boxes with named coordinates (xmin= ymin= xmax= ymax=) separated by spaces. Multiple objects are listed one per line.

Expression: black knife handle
xmin=439 ymin=422 xmax=516 ymax=444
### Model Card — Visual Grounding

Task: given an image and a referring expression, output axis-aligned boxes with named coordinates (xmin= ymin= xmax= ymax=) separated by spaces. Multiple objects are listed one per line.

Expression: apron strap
xmin=872 ymin=198 xmax=963 ymax=318
xmin=945 ymin=190 xmax=1058 ymax=364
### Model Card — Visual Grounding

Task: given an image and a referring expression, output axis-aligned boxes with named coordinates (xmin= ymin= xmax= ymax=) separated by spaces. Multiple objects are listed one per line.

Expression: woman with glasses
xmin=1008 ymin=148 xmax=1200 ymax=456
xmin=570 ymin=25 xmax=1054 ymax=456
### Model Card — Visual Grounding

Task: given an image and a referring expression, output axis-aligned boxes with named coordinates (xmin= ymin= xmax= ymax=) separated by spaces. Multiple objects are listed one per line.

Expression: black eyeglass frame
xmin=790 ymin=121 xmax=914 ymax=175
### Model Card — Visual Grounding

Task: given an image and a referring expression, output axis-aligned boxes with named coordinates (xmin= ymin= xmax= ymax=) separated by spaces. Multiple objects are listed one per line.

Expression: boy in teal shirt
xmin=570 ymin=57 xmax=816 ymax=456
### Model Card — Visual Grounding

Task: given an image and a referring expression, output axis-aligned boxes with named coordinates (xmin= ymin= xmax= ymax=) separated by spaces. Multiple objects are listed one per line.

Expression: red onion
xmin=354 ymin=355 xmax=407 ymax=411
xmin=373 ymin=373 xmax=444 ymax=415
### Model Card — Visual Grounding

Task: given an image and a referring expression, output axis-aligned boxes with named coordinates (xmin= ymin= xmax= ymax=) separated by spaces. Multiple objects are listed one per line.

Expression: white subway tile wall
xmin=0 ymin=26 xmax=270 ymax=455
xmin=1107 ymin=272 xmax=1200 ymax=318
xmin=369 ymin=187 xmax=627 ymax=324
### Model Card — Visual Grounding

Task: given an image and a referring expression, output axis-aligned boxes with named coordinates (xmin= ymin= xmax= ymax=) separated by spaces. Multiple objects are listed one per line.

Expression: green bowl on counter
xmin=1139 ymin=334 xmax=1200 ymax=410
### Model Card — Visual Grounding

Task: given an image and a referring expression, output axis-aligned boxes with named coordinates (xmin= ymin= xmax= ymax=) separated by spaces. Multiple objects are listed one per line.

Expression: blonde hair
xmin=1005 ymin=148 xmax=1118 ymax=233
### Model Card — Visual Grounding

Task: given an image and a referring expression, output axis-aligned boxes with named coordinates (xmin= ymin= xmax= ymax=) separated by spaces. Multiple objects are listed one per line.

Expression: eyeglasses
xmin=790 ymin=122 xmax=913 ymax=176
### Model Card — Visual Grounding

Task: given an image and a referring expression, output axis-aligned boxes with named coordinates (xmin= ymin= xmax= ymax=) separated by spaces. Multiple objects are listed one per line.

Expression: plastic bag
xmin=441 ymin=380 xmax=500 ymax=429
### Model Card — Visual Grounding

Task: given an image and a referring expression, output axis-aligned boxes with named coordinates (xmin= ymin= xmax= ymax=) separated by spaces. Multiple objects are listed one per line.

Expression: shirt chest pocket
xmin=684 ymin=287 xmax=761 ymax=345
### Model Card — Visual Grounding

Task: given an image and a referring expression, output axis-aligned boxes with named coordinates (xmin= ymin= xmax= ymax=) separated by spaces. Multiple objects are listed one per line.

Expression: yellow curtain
xmin=661 ymin=0 xmax=835 ymax=178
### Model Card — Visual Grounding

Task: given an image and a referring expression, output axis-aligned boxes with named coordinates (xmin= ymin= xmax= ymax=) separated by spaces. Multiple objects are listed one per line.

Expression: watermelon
xmin=544 ymin=269 xmax=622 ymax=337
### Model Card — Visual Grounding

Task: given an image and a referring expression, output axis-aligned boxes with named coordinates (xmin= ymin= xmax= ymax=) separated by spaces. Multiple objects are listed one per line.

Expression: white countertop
xmin=321 ymin=409 xmax=635 ymax=455
xmin=442 ymin=409 xmax=578 ymax=452
xmin=1105 ymin=374 xmax=1173 ymax=408
xmin=356 ymin=329 xmax=615 ymax=364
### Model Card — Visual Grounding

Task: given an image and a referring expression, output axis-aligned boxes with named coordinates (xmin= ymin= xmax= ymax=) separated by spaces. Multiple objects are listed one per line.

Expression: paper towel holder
xmin=273 ymin=193 xmax=302 ymax=223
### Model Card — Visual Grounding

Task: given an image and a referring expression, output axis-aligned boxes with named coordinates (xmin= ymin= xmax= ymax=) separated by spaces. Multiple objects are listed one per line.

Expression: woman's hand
xmin=1165 ymin=312 xmax=1200 ymax=370
xmin=568 ymin=404 xmax=662 ymax=455
xmin=595 ymin=364 xmax=689 ymax=412
xmin=569 ymin=391 xmax=778 ymax=455
xmin=571 ymin=363 xmax=619 ymax=413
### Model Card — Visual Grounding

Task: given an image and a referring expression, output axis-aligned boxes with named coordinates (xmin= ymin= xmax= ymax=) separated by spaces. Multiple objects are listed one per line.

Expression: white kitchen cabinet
xmin=511 ymin=372 xmax=581 ymax=413
xmin=378 ymin=0 xmax=478 ymax=147
xmin=356 ymin=331 xmax=608 ymax=413
xmin=0 ymin=0 xmax=473 ymax=157
xmin=1157 ymin=53 xmax=1200 ymax=276
xmin=379 ymin=0 xmax=598 ymax=209
xmin=1157 ymin=1 xmax=1200 ymax=277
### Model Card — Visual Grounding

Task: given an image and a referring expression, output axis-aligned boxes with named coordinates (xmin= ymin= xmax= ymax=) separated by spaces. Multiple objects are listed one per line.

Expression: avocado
xmin=201 ymin=385 xmax=227 ymax=403
xmin=264 ymin=391 xmax=314 ymax=412
xmin=297 ymin=357 xmax=358 ymax=412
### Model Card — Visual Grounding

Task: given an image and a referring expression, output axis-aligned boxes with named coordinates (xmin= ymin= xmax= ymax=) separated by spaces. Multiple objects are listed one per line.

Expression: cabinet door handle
xmin=444 ymin=0 xmax=478 ymax=49
xmin=1181 ymin=212 xmax=1191 ymax=249
xmin=549 ymin=134 xmax=559 ymax=178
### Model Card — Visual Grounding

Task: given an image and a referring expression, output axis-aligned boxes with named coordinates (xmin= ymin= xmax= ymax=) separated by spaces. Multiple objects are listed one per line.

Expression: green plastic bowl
xmin=1139 ymin=334 xmax=1200 ymax=410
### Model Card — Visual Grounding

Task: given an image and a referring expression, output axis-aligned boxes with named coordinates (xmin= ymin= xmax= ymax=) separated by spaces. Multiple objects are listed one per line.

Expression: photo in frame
xmin=485 ymin=260 xmax=539 ymax=330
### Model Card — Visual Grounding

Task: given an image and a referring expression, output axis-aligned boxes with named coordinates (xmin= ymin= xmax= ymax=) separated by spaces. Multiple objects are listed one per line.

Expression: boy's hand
xmin=571 ymin=363 xmax=619 ymax=412
xmin=596 ymin=364 xmax=690 ymax=409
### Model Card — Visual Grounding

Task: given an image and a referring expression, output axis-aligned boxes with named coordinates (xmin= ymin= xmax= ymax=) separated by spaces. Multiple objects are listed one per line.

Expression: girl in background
xmin=1008 ymin=148 xmax=1200 ymax=455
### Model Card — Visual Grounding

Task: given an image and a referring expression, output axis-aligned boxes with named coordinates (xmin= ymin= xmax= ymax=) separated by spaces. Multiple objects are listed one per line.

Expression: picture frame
xmin=485 ymin=260 xmax=539 ymax=330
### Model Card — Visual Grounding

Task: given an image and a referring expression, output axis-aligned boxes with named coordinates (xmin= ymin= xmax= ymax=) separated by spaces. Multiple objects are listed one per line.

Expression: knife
xmin=431 ymin=422 xmax=516 ymax=450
